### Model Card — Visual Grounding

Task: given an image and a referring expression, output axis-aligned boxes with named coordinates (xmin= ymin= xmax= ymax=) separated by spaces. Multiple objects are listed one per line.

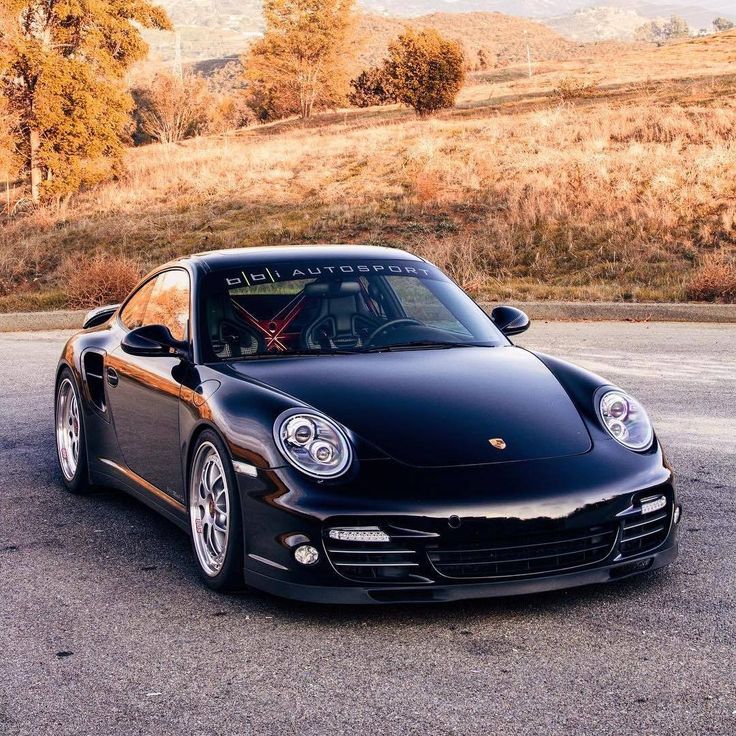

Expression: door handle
xmin=106 ymin=367 xmax=119 ymax=387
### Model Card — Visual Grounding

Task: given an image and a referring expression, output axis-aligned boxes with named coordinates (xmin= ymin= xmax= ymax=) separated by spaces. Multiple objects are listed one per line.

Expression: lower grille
xmin=427 ymin=524 xmax=617 ymax=580
xmin=324 ymin=542 xmax=430 ymax=583
xmin=619 ymin=508 xmax=671 ymax=557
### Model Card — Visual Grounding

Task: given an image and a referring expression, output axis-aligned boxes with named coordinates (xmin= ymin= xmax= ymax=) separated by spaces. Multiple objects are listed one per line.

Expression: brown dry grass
xmin=686 ymin=252 xmax=736 ymax=302
xmin=59 ymin=253 xmax=145 ymax=309
xmin=2 ymin=33 xmax=736 ymax=310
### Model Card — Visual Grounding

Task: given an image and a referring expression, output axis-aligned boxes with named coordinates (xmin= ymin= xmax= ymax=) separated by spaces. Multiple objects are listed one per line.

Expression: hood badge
xmin=489 ymin=438 xmax=507 ymax=450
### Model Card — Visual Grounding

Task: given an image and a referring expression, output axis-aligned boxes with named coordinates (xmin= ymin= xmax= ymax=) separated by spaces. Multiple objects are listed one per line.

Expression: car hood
xmin=229 ymin=346 xmax=592 ymax=468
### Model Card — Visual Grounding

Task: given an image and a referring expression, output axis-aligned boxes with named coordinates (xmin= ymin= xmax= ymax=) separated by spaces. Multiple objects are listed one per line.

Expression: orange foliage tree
xmin=133 ymin=73 xmax=212 ymax=145
xmin=0 ymin=0 xmax=171 ymax=202
xmin=243 ymin=0 xmax=355 ymax=121
xmin=384 ymin=29 xmax=465 ymax=117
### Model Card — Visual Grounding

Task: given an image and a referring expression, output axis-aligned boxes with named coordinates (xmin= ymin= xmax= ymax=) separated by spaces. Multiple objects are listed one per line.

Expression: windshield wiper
xmin=284 ymin=348 xmax=359 ymax=356
xmin=229 ymin=348 xmax=359 ymax=361
xmin=361 ymin=341 xmax=486 ymax=353
xmin=228 ymin=342 xmax=489 ymax=360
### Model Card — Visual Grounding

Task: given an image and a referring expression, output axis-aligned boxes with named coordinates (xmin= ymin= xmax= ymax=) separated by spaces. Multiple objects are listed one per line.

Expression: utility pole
xmin=524 ymin=30 xmax=532 ymax=78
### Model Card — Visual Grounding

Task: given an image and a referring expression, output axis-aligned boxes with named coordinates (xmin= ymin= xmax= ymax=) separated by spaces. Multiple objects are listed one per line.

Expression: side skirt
xmin=97 ymin=458 xmax=190 ymax=533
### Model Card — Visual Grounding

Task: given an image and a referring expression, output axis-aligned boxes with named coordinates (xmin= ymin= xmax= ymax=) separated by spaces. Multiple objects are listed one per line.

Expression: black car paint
xmin=57 ymin=245 xmax=678 ymax=603
xmin=228 ymin=348 xmax=593 ymax=467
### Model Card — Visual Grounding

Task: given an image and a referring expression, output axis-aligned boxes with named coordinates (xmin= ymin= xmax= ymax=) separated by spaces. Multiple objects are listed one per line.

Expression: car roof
xmin=169 ymin=244 xmax=424 ymax=272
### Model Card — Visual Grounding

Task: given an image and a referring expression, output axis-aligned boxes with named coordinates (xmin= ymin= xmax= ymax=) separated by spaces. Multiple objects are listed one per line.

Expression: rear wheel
xmin=55 ymin=369 xmax=90 ymax=494
xmin=188 ymin=430 xmax=244 ymax=591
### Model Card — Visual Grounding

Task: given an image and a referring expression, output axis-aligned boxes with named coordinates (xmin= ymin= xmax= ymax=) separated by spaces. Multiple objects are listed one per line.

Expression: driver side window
xmin=146 ymin=270 xmax=190 ymax=341
xmin=120 ymin=278 xmax=156 ymax=331
xmin=120 ymin=270 xmax=190 ymax=341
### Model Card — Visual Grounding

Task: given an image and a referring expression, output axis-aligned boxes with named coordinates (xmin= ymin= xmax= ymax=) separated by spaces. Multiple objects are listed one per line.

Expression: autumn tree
xmin=243 ymin=0 xmax=355 ymax=121
xmin=664 ymin=15 xmax=691 ymax=38
xmin=637 ymin=15 xmax=691 ymax=42
xmin=713 ymin=17 xmax=735 ymax=32
xmin=204 ymin=60 xmax=253 ymax=133
xmin=132 ymin=73 xmax=212 ymax=145
xmin=0 ymin=0 xmax=171 ymax=203
xmin=384 ymin=29 xmax=465 ymax=117
xmin=348 ymin=66 xmax=394 ymax=108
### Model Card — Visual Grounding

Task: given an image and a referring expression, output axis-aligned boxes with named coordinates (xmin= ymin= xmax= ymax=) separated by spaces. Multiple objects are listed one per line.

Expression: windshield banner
xmin=225 ymin=262 xmax=436 ymax=288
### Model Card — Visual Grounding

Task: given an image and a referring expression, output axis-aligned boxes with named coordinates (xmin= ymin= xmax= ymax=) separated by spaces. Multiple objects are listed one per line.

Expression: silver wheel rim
xmin=56 ymin=378 xmax=80 ymax=481
xmin=190 ymin=442 xmax=230 ymax=577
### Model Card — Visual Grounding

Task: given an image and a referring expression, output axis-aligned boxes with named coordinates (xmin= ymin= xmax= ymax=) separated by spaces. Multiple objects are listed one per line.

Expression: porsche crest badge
xmin=488 ymin=438 xmax=507 ymax=450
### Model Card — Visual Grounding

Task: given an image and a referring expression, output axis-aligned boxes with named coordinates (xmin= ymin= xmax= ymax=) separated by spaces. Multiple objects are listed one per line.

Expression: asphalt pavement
xmin=0 ymin=322 xmax=734 ymax=736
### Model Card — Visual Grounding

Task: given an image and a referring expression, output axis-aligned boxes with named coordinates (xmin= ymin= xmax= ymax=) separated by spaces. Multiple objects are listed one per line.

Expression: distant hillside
xmin=353 ymin=12 xmax=578 ymax=70
xmin=546 ymin=6 xmax=656 ymax=41
xmin=142 ymin=8 xmax=582 ymax=71
xmin=145 ymin=0 xmax=736 ymax=61
xmin=653 ymin=26 xmax=736 ymax=61
xmin=143 ymin=0 xmax=262 ymax=63
xmin=143 ymin=1 xmax=735 ymax=64
xmin=362 ymin=1 xmax=734 ymax=28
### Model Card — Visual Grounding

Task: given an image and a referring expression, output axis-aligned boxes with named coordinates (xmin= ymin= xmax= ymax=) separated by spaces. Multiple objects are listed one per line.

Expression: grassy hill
xmin=353 ymin=12 xmax=582 ymax=69
xmin=142 ymin=10 xmax=601 ymax=71
xmin=545 ymin=6 xmax=654 ymax=41
xmin=2 ymin=31 xmax=736 ymax=311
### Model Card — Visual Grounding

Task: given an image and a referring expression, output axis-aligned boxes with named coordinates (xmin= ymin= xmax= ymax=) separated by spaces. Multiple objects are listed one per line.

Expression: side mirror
xmin=491 ymin=306 xmax=530 ymax=337
xmin=121 ymin=324 xmax=189 ymax=358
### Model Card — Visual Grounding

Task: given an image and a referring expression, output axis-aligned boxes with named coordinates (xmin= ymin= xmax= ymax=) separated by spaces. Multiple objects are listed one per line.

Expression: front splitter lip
xmin=244 ymin=540 xmax=678 ymax=605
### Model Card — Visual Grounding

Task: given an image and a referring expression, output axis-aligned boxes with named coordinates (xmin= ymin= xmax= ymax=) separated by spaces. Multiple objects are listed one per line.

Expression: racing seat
xmin=301 ymin=281 xmax=382 ymax=350
xmin=206 ymin=292 xmax=263 ymax=358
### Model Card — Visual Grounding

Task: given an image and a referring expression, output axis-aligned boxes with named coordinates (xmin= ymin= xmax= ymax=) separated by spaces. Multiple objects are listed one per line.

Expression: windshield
xmin=199 ymin=259 xmax=505 ymax=360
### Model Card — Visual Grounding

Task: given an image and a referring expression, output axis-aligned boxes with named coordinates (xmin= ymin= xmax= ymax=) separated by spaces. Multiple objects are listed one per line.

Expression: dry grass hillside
xmin=135 ymin=3 xmax=640 ymax=69
xmin=2 ymin=31 xmax=736 ymax=311
xmin=138 ymin=11 xmax=624 ymax=81
xmin=353 ymin=12 xmax=582 ymax=70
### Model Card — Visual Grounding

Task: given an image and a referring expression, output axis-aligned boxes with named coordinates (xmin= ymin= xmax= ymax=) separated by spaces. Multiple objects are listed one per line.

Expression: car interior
xmin=206 ymin=277 xmax=390 ymax=358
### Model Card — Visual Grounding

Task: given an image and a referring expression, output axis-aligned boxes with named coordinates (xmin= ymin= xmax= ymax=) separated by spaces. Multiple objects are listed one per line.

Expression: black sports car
xmin=55 ymin=245 xmax=680 ymax=603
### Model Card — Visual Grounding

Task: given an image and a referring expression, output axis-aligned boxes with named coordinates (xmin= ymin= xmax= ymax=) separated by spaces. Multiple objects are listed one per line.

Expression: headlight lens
xmin=275 ymin=412 xmax=352 ymax=478
xmin=598 ymin=390 xmax=653 ymax=451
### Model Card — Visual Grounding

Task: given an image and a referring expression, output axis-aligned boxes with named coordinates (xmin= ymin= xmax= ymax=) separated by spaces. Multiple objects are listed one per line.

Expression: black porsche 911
xmin=55 ymin=245 xmax=680 ymax=603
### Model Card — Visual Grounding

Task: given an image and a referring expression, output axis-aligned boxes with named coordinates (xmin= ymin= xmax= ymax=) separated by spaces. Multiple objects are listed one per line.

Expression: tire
xmin=188 ymin=429 xmax=245 ymax=591
xmin=54 ymin=367 xmax=91 ymax=494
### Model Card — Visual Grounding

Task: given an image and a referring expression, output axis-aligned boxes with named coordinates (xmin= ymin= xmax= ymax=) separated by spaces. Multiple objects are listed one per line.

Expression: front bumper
xmin=245 ymin=540 xmax=678 ymax=604
xmin=236 ymin=450 xmax=681 ymax=604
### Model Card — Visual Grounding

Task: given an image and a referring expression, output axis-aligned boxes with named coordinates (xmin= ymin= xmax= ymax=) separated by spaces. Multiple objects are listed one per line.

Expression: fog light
xmin=294 ymin=544 xmax=319 ymax=565
xmin=328 ymin=527 xmax=391 ymax=543
xmin=641 ymin=495 xmax=666 ymax=515
xmin=674 ymin=505 xmax=682 ymax=524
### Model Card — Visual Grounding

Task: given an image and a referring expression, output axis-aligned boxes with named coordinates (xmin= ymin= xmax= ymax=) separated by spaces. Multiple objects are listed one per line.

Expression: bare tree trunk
xmin=29 ymin=128 xmax=41 ymax=203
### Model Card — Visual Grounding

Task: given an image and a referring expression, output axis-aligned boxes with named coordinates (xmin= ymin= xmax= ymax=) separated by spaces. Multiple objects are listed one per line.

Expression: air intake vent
xmin=82 ymin=351 xmax=106 ymax=413
xmin=427 ymin=524 xmax=618 ymax=580
xmin=324 ymin=541 xmax=430 ymax=584
xmin=620 ymin=508 xmax=670 ymax=558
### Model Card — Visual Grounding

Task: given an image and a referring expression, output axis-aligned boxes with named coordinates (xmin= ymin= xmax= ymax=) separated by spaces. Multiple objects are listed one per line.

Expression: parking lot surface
xmin=0 ymin=322 xmax=734 ymax=735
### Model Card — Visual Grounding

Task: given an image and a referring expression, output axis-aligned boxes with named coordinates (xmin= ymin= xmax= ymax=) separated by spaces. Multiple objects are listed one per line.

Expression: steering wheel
xmin=366 ymin=319 xmax=424 ymax=346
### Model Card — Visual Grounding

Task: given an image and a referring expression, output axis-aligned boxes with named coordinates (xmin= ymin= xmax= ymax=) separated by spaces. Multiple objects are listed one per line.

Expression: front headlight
xmin=274 ymin=411 xmax=352 ymax=478
xmin=598 ymin=389 xmax=653 ymax=451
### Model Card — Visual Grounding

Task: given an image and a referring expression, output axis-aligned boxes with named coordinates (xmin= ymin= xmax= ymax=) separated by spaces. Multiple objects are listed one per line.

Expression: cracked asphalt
xmin=0 ymin=322 xmax=734 ymax=736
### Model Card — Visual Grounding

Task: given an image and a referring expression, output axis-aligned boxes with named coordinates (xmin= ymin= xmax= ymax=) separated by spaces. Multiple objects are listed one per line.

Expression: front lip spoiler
xmin=244 ymin=541 xmax=678 ymax=605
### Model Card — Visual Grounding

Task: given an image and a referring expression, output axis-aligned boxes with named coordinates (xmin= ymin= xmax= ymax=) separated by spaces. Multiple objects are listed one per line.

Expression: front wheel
xmin=55 ymin=368 xmax=91 ymax=494
xmin=188 ymin=430 xmax=245 ymax=591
